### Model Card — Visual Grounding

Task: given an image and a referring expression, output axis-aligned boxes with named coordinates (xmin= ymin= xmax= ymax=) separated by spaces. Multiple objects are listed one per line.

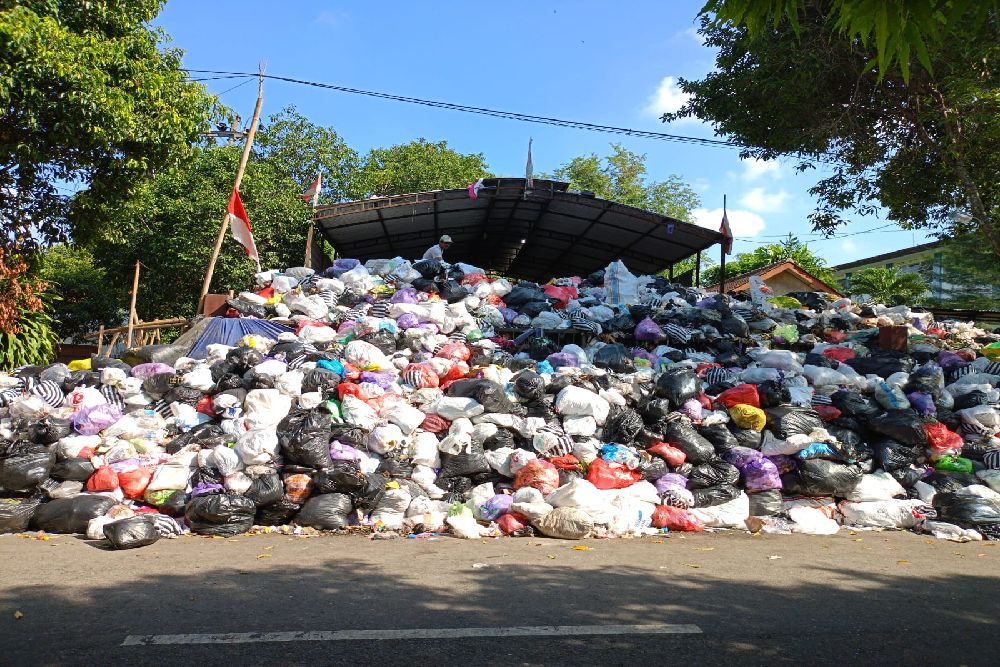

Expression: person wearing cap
xmin=422 ymin=235 xmax=452 ymax=261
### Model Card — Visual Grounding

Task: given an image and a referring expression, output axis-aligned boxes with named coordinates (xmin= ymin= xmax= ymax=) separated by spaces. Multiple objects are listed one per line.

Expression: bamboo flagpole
xmin=198 ymin=63 xmax=266 ymax=313
xmin=302 ymin=171 xmax=322 ymax=268
xmin=126 ymin=259 xmax=140 ymax=347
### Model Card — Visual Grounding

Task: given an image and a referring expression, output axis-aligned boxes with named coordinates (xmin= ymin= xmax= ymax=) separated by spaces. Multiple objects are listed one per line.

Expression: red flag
xmin=467 ymin=178 xmax=484 ymax=199
xmin=227 ymin=188 xmax=259 ymax=263
xmin=720 ymin=210 xmax=733 ymax=255
xmin=301 ymin=172 xmax=322 ymax=204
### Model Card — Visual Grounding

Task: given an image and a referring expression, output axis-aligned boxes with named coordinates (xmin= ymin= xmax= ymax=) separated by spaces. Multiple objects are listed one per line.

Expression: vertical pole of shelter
xmin=695 ymin=251 xmax=701 ymax=287
xmin=126 ymin=259 xmax=140 ymax=348
xmin=719 ymin=195 xmax=727 ymax=295
xmin=303 ymin=172 xmax=322 ymax=268
xmin=198 ymin=63 xmax=266 ymax=313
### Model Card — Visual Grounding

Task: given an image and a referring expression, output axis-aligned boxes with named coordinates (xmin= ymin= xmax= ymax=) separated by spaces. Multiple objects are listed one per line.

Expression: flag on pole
xmin=227 ymin=188 xmax=260 ymax=269
xmin=720 ymin=210 xmax=733 ymax=255
xmin=301 ymin=172 xmax=322 ymax=204
xmin=467 ymin=178 xmax=484 ymax=199
xmin=525 ymin=138 xmax=534 ymax=189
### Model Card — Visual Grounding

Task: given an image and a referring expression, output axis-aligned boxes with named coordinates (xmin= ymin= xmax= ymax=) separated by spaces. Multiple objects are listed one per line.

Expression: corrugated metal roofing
xmin=313 ymin=178 xmax=724 ymax=281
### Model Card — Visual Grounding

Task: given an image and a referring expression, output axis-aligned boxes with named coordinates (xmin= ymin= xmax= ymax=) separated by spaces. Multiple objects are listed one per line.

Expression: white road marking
xmin=122 ymin=623 xmax=703 ymax=646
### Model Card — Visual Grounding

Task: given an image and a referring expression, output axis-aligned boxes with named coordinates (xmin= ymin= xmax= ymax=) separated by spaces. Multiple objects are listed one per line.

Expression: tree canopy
xmin=846 ymin=266 xmax=927 ymax=305
xmin=702 ymin=234 xmax=837 ymax=286
xmin=668 ymin=4 xmax=999 ymax=256
xmin=354 ymin=139 xmax=491 ymax=198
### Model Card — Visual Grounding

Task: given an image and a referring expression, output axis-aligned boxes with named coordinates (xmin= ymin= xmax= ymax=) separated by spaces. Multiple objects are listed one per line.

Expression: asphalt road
xmin=1 ymin=530 xmax=998 ymax=666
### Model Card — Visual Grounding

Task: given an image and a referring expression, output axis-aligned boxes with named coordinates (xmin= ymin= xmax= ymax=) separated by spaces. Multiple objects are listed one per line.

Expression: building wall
xmin=832 ymin=246 xmax=942 ymax=299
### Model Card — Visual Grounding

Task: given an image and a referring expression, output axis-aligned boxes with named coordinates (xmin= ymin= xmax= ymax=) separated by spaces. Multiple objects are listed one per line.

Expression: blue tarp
xmin=187 ymin=317 xmax=295 ymax=360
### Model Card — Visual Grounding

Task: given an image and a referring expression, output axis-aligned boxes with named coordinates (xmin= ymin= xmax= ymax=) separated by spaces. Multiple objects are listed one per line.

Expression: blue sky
xmin=156 ymin=0 xmax=934 ymax=267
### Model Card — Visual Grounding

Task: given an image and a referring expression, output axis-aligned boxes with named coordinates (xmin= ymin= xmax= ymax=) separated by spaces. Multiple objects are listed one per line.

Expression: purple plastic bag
xmin=131 ymin=362 xmax=175 ymax=379
xmin=360 ymin=371 xmax=395 ymax=390
xmin=337 ymin=321 xmax=359 ymax=334
xmin=545 ymin=352 xmax=579 ymax=369
xmin=330 ymin=442 xmax=363 ymax=461
xmin=654 ymin=473 xmax=689 ymax=495
xmin=723 ymin=446 xmax=763 ymax=470
xmin=72 ymin=403 xmax=123 ymax=436
xmin=499 ymin=307 xmax=518 ymax=323
xmin=938 ymin=350 xmax=967 ymax=370
xmin=480 ymin=494 xmax=513 ymax=520
xmin=390 ymin=288 xmax=419 ymax=304
xmin=907 ymin=391 xmax=937 ymax=416
xmin=631 ymin=348 xmax=658 ymax=365
xmin=634 ymin=316 xmax=664 ymax=341
xmin=190 ymin=482 xmax=224 ymax=498
xmin=743 ymin=458 xmax=782 ymax=492
xmin=332 ymin=258 xmax=360 ymax=273
xmin=396 ymin=313 xmax=420 ymax=330
xmin=679 ymin=398 xmax=703 ymax=422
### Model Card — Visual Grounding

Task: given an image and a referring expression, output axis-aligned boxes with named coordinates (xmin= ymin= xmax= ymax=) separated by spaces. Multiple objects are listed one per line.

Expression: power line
xmin=182 ymin=68 xmax=838 ymax=164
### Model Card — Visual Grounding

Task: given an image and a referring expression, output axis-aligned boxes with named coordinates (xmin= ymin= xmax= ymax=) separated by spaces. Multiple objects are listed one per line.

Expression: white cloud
xmin=739 ymin=187 xmax=791 ymax=213
xmin=840 ymin=239 xmax=857 ymax=253
xmin=314 ymin=10 xmax=349 ymax=27
xmin=741 ymin=158 xmax=782 ymax=182
xmin=644 ymin=76 xmax=690 ymax=118
xmin=692 ymin=207 xmax=766 ymax=238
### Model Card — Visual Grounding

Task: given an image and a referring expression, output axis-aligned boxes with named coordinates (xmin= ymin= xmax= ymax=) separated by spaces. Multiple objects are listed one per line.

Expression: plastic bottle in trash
xmin=136 ymin=408 xmax=166 ymax=451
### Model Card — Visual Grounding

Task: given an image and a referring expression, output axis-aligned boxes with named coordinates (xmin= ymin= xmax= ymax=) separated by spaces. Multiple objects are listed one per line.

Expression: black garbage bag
xmin=437 ymin=445 xmax=491 ymax=480
xmin=329 ymin=424 xmax=369 ymax=448
xmin=159 ymin=490 xmax=188 ymax=517
xmin=255 ymin=499 xmax=301 ymax=526
xmin=866 ymin=410 xmax=928 ymax=446
xmin=639 ymin=398 xmax=673 ymax=424
xmin=513 ymin=371 xmax=545 ymax=401
xmin=933 ymin=492 xmax=1000 ymax=529
xmin=504 ymin=285 xmax=546 ymax=308
xmin=483 ymin=428 xmax=517 ymax=451
xmin=641 ymin=457 xmax=670 ymax=482
xmin=302 ymin=368 xmax=341 ymax=396
xmin=748 ymin=489 xmax=783 ymax=516
xmin=32 ymin=495 xmax=117 ymax=534
xmin=164 ymin=385 xmax=203 ymax=406
xmin=688 ymin=460 xmax=740 ymax=489
xmin=448 ymin=379 xmax=523 ymax=415
xmin=698 ymin=423 xmax=740 ymax=454
xmin=227 ymin=346 xmax=264 ymax=370
xmin=904 ymin=363 xmax=945 ymax=396
xmin=1 ymin=443 xmax=55 ymax=491
xmin=545 ymin=374 xmax=574 ymax=395
xmin=361 ymin=330 xmax=397 ymax=356
xmin=184 ymin=494 xmax=255 ymax=537
xmin=104 ymin=516 xmax=160 ymax=550
xmin=165 ymin=423 xmax=228 ymax=454
xmin=520 ymin=300 xmax=554 ymax=318
xmin=935 ymin=408 xmax=961 ymax=432
xmin=593 ymin=344 xmax=633 ymax=373
xmin=661 ymin=418 xmax=716 ymax=465
xmin=953 ymin=391 xmax=991 ymax=411
xmin=888 ymin=466 xmax=923 ymax=488
xmin=27 ymin=417 xmax=73 ymax=445
xmin=756 ymin=381 xmax=791 ymax=409
xmin=924 ymin=472 xmax=973 ymax=493
xmin=353 ymin=474 xmax=388 ymax=512
xmin=729 ymin=427 xmax=763 ymax=450
xmin=278 ymin=411 xmax=333 ymax=469
xmin=142 ymin=372 xmax=175 ymax=398
xmin=0 ymin=497 xmax=42 ymax=533
xmin=718 ymin=314 xmax=749 ymax=338
xmin=826 ymin=425 xmax=863 ymax=451
xmin=412 ymin=259 xmax=442 ymax=280
xmin=804 ymin=352 xmax=838 ymax=369
xmin=844 ymin=354 xmax=914 ymax=378
xmin=961 ymin=440 xmax=998 ymax=461
xmin=189 ymin=466 xmax=224 ymax=489
xmin=244 ymin=472 xmax=284 ymax=507
xmin=377 ymin=455 xmax=414 ymax=479
xmin=312 ymin=461 xmax=367 ymax=495
xmin=120 ymin=343 xmax=187 ymax=368
xmin=270 ymin=340 xmax=308 ymax=361
xmin=226 ymin=298 xmax=269 ymax=318
xmin=441 ymin=476 xmax=474 ymax=503
xmin=765 ymin=406 xmax=824 ymax=439
xmin=692 ymin=484 xmax=742 ymax=507
xmin=602 ymin=407 xmax=644 ymax=445
xmin=295 ymin=493 xmax=353 ymax=530
xmin=781 ymin=460 xmax=863 ymax=497
xmin=655 ymin=367 xmax=701 ymax=406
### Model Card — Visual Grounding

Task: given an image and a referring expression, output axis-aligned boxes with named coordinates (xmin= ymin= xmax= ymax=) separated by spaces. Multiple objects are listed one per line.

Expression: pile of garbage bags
xmin=3 ymin=256 xmax=1000 ymax=548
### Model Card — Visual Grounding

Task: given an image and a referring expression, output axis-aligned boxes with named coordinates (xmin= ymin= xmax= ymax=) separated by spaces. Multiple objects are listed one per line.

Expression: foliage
xmin=923 ymin=236 xmax=1000 ymax=310
xmin=38 ymin=244 xmax=126 ymax=342
xmin=702 ymin=234 xmax=837 ymax=286
xmin=845 ymin=266 xmax=927 ymax=305
xmin=354 ymin=139 xmax=491 ymax=197
xmin=0 ymin=248 xmax=58 ymax=368
xmin=668 ymin=6 xmax=1000 ymax=256
xmin=0 ymin=0 xmax=214 ymax=251
xmin=700 ymin=0 xmax=997 ymax=82
xmin=255 ymin=105 xmax=360 ymax=203
xmin=548 ymin=144 xmax=700 ymax=221
xmin=85 ymin=146 xmax=312 ymax=321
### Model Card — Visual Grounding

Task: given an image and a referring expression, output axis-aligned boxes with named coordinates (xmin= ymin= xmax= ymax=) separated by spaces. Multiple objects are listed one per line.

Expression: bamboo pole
xmin=303 ymin=171 xmax=322 ymax=268
xmin=126 ymin=259 xmax=140 ymax=347
xmin=198 ymin=63 xmax=266 ymax=313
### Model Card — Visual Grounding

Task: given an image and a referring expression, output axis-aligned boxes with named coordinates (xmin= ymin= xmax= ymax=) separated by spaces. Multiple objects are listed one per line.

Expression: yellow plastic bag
xmin=67 ymin=359 xmax=92 ymax=371
xmin=729 ymin=403 xmax=767 ymax=431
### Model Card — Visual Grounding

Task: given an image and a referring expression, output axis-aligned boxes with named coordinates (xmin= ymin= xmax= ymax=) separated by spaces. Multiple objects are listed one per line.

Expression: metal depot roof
xmin=313 ymin=178 xmax=724 ymax=282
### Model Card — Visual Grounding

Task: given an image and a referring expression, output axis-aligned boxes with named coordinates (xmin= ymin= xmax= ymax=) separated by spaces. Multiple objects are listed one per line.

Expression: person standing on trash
xmin=421 ymin=235 xmax=452 ymax=262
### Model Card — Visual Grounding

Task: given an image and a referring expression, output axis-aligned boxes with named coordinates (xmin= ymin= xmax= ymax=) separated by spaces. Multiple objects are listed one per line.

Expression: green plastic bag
xmin=465 ymin=328 xmax=484 ymax=342
xmin=767 ymin=295 xmax=802 ymax=309
xmin=320 ymin=399 xmax=342 ymax=420
xmin=983 ymin=342 xmax=1000 ymax=362
xmin=934 ymin=455 xmax=973 ymax=474
xmin=447 ymin=501 xmax=473 ymax=518
xmin=773 ymin=324 xmax=799 ymax=343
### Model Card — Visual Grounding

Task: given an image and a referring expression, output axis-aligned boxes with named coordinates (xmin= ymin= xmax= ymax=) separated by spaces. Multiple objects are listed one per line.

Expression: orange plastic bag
xmin=438 ymin=362 xmax=470 ymax=389
xmin=283 ymin=473 xmax=313 ymax=504
xmin=648 ymin=441 xmax=686 ymax=467
xmin=85 ymin=466 xmax=119 ymax=492
xmin=586 ymin=458 xmax=641 ymax=490
xmin=514 ymin=459 xmax=561 ymax=496
xmin=715 ymin=384 xmax=760 ymax=409
xmin=118 ymin=468 xmax=153 ymax=499
xmin=436 ymin=341 xmax=471 ymax=362
xmin=651 ymin=505 xmax=704 ymax=531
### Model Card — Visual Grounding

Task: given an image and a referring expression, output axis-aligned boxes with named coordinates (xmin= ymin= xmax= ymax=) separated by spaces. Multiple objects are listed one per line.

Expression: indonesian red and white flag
xmin=227 ymin=188 xmax=259 ymax=265
xmin=467 ymin=178 xmax=484 ymax=199
xmin=301 ymin=172 xmax=322 ymax=204
xmin=720 ymin=210 xmax=733 ymax=255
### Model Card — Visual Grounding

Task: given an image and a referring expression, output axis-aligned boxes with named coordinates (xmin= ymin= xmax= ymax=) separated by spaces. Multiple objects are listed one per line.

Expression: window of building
xmin=844 ymin=272 xmax=852 ymax=289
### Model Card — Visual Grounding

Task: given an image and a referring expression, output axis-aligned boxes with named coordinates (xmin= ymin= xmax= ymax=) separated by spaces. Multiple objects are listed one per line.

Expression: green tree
xmin=38 ymin=244 xmax=126 ymax=341
xmin=255 ymin=105 xmax=360 ymax=203
xmin=354 ymin=139 xmax=491 ymax=197
xmin=86 ymin=146 xmax=312 ymax=321
xmin=0 ymin=0 xmax=213 ymax=251
xmin=846 ymin=266 xmax=927 ymax=305
xmin=549 ymin=144 xmax=701 ymax=221
xmin=702 ymin=234 xmax=837 ymax=286
xmin=924 ymin=236 xmax=1000 ymax=310
xmin=667 ymin=6 xmax=1000 ymax=256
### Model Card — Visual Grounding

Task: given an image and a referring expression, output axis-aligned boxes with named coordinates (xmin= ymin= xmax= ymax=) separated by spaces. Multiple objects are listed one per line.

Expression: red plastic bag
xmin=438 ymin=362 xmax=470 ymax=389
xmin=460 ymin=273 xmax=490 ymax=286
xmin=295 ymin=319 xmax=329 ymax=335
xmin=436 ymin=341 xmax=471 ymax=362
xmin=542 ymin=284 xmax=578 ymax=309
xmin=420 ymin=414 xmax=451 ymax=433
xmin=85 ymin=465 xmax=120 ymax=492
xmin=340 ymin=363 xmax=362 ymax=381
xmin=118 ymin=468 xmax=153 ymax=499
xmin=497 ymin=512 xmax=529 ymax=535
xmin=824 ymin=330 xmax=847 ymax=343
xmin=547 ymin=454 xmax=582 ymax=471
xmin=647 ymin=441 xmax=686 ymax=468
xmin=651 ymin=505 xmax=704 ymax=532
xmin=337 ymin=382 xmax=371 ymax=402
xmin=814 ymin=404 xmax=842 ymax=422
xmin=822 ymin=347 xmax=856 ymax=363
xmin=196 ymin=395 xmax=217 ymax=418
xmin=402 ymin=363 xmax=439 ymax=389
xmin=926 ymin=422 xmax=964 ymax=453
xmin=715 ymin=384 xmax=760 ymax=409
xmin=514 ymin=459 xmax=561 ymax=496
xmin=586 ymin=458 xmax=641 ymax=490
